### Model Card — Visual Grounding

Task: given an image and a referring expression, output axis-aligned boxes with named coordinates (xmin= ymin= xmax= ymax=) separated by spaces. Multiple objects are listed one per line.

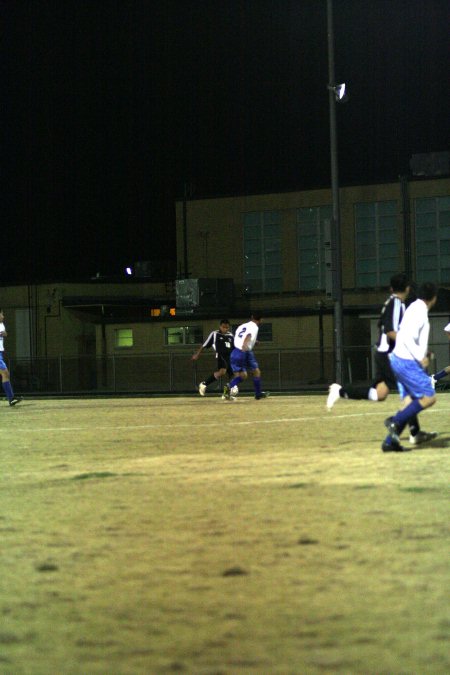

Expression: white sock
xmin=368 ymin=387 xmax=378 ymax=401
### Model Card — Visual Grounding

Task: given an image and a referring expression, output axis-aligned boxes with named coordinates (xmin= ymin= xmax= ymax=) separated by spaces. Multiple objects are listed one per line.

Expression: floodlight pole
xmin=327 ymin=0 xmax=344 ymax=383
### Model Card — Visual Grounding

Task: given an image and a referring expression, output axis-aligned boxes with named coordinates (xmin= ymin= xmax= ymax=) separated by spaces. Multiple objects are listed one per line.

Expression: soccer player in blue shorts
xmin=223 ymin=314 xmax=268 ymax=400
xmin=0 ymin=309 xmax=22 ymax=406
xmin=382 ymin=283 xmax=438 ymax=452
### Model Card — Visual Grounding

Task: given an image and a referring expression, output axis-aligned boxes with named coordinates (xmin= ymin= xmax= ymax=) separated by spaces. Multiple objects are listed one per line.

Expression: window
xmin=297 ymin=205 xmax=331 ymax=290
xmin=354 ymin=201 xmax=399 ymax=287
xmin=164 ymin=326 xmax=203 ymax=346
xmin=415 ymin=196 xmax=450 ymax=284
xmin=115 ymin=328 xmax=133 ymax=348
xmin=243 ymin=211 xmax=282 ymax=293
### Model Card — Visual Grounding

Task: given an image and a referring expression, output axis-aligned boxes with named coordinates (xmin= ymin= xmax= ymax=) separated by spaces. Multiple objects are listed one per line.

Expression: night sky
xmin=2 ymin=0 xmax=449 ymax=283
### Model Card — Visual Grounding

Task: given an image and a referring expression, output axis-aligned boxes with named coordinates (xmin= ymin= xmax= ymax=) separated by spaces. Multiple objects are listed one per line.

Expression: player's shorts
xmin=389 ymin=353 xmax=435 ymax=399
xmin=217 ymin=354 xmax=233 ymax=378
xmin=230 ymin=348 xmax=259 ymax=373
xmin=0 ymin=352 xmax=7 ymax=370
xmin=373 ymin=351 xmax=397 ymax=389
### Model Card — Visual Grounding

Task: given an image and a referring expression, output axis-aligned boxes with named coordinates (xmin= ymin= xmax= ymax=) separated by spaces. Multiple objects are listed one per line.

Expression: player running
xmin=0 ymin=309 xmax=22 ymax=406
xmin=223 ymin=314 xmax=268 ymax=400
xmin=192 ymin=319 xmax=234 ymax=396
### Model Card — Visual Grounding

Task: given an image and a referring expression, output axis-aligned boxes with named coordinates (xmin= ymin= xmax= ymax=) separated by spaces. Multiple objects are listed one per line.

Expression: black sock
xmin=408 ymin=415 xmax=420 ymax=436
xmin=204 ymin=374 xmax=217 ymax=386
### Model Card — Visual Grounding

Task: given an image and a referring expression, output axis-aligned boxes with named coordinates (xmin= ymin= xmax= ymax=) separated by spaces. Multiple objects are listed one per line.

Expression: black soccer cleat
xmin=384 ymin=417 xmax=401 ymax=443
xmin=409 ymin=430 xmax=438 ymax=445
xmin=382 ymin=441 xmax=410 ymax=452
xmin=9 ymin=397 xmax=22 ymax=407
xmin=255 ymin=391 xmax=269 ymax=400
xmin=381 ymin=440 xmax=410 ymax=453
xmin=222 ymin=384 xmax=231 ymax=400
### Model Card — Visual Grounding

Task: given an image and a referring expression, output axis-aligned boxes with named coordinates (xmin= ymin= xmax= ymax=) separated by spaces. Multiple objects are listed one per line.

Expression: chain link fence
xmin=5 ymin=347 xmax=380 ymax=395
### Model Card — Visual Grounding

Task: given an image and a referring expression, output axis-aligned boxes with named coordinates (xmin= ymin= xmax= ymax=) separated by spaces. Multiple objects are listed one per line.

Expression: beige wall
xmin=0 ymin=281 xmax=174 ymax=358
xmin=102 ymin=314 xmax=338 ymax=356
xmin=176 ymin=177 xmax=450 ymax=302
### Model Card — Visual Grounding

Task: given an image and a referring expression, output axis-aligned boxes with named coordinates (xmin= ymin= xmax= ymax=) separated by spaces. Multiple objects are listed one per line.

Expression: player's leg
xmin=198 ymin=355 xmax=228 ymax=395
xmin=432 ymin=365 xmax=450 ymax=386
xmin=223 ymin=350 xmax=247 ymax=399
xmin=247 ymin=352 xmax=267 ymax=399
xmin=225 ymin=360 xmax=240 ymax=397
xmin=327 ymin=353 xmax=390 ymax=409
xmin=383 ymin=356 xmax=436 ymax=451
xmin=0 ymin=362 xmax=20 ymax=406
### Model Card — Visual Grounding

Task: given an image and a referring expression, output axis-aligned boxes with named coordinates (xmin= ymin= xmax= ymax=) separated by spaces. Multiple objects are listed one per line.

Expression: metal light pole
xmin=327 ymin=0 xmax=344 ymax=383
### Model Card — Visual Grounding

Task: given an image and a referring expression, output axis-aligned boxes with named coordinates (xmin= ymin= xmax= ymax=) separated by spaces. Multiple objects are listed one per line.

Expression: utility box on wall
xmin=176 ymin=278 xmax=234 ymax=312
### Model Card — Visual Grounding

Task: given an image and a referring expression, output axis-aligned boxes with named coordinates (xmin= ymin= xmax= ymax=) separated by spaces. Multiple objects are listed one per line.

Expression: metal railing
xmin=6 ymin=343 xmax=447 ymax=395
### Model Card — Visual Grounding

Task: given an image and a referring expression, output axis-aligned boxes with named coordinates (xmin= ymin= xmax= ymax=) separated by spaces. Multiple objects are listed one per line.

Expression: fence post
xmin=169 ymin=352 xmax=174 ymax=392
xmin=58 ymin=356 xmax=63 ymax=393
xmin=347 ymin=357 xmax=352 ymax=384
xmin=112 ymin=354 xmax=116 ymax=393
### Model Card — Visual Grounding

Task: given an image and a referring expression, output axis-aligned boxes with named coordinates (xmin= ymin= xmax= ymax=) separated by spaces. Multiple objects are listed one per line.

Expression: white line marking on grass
xmin=5 ymin=405 xmax=449 ymax=434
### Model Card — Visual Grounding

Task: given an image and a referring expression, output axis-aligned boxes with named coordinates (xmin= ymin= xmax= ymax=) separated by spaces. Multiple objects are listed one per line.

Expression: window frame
xmin=296 ymin=205 xmax=332 ymax=291
xmin=354 ymin=200 xmax=399 ymax=288
xmin=243 ymin=211 xmax=282 ymax=294
xmin=114 ymin=328 xmax=134 ymax=349
xmin=414 ymin=196 xmax=450 ymax=285
xmin=164 ymin=325 xmax=203 ymax=346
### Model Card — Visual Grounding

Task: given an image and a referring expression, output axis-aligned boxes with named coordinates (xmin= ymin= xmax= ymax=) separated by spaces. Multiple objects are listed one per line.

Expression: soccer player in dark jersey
xmin=192 ymin=319 xmax=234 ymax=396
xmin=326 ymin=273 xmax=436 ymax=445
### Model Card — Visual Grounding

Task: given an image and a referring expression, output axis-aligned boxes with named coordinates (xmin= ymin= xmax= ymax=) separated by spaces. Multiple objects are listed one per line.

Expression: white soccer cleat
xmin=409 ymin=430 xmax=438 ymax=445
xmin=326 ymin=383 xmax=342 ymax=410
xmin=230 ymin=385 xmax=239 ymax=397
xmin=198 ymin=382 xmax=207 ymax=396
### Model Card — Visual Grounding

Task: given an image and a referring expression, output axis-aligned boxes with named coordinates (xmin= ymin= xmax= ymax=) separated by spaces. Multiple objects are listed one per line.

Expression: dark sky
xmin=2 ymin=0 xmax=449 ymax=283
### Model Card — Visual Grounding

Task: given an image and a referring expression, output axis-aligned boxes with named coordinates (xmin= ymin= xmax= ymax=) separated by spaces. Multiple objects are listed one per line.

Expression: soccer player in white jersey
xmin=327 ymin=273 xmax=435 ymax=444
xmin=382 ymin=282 xmax=438 ymax=452
xmin=223 ymin=314 xmax=268 ymax=400
xmin=0 ymin=309 xmax=21 ymax=406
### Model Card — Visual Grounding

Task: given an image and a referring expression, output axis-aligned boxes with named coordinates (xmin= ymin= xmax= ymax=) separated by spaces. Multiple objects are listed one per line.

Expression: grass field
xmin=1 ymin=393 xmax=449 ymax=674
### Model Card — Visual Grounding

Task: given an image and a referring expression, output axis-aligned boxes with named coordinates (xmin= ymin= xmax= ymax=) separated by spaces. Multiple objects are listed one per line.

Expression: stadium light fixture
xmin=328 ymin=82 xmax=348 ymax=102
xmin=125 ymin=266 xmax=133 ymax=276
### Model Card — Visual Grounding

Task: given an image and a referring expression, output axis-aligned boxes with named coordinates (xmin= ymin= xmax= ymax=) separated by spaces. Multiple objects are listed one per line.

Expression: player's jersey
xmin=393 ymin=298 xmax=430 ymax=362
xmin=202 ymin=330 xmax=234 ymax=358
xmin=233 ymin=320 xmax=259 ymax=351
xmin=376 ymin=295 xmax=405 ymax=353
xmin=0 ymin=322 xmax=5 ymax=352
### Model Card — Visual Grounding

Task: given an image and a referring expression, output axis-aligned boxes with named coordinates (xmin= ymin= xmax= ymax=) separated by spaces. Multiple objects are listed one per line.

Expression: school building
xmin=1 ymin=175 xmax=449 ymax=393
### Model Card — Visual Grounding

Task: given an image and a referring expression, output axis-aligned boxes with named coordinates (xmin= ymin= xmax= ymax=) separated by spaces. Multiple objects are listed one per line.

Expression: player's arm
xmin=191 ymin=331 xmax=214 ymax=360
xmin=384 ymin=299 xmax=400 ymax=342
xmin=242 ymin=334 xmax=252 ymax=351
